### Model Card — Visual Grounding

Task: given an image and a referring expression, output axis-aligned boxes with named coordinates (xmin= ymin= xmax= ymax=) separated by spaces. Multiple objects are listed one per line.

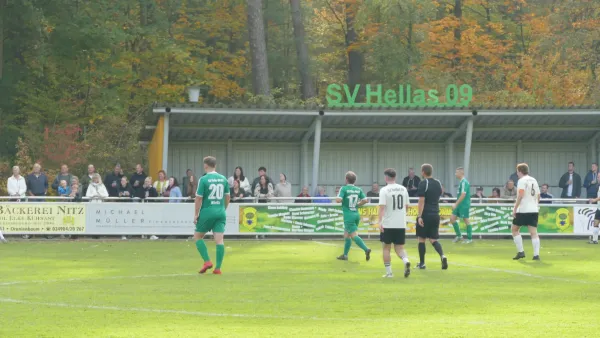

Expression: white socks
xmin=593 ymin=227 xmax=599 ymax=242
xmin=384 ymin=262 xmax=392 ymax=274
xmin=532 ymin=237 xmax=540 ymax=256
xmin=513 ymin=235 xmax=524 ymax=252
xmin=0 ymin=230 xmax=5 ymax=240
xmin=400 ymin=250 xmax=410 ymax=264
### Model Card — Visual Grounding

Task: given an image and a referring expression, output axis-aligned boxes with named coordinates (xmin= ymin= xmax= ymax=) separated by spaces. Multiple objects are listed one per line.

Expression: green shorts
xmin=343 ymin=214 xmax=360 ymax=234
xmin=195 ymin=215 xmax=226 ymax=234
xmin=452 ymin=206 xmax=470 ymax=219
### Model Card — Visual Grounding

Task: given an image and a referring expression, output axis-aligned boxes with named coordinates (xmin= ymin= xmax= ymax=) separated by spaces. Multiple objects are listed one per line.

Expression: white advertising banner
xmin=574 ymin=206 xmax=598 ymax=236
xmin=85 ymin=203 xmax=240 ymax=235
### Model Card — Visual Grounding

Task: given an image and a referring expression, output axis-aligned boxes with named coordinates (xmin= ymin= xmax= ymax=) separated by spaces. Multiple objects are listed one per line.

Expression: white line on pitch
xmin=312 ymin=240 xmax=600 ymax=285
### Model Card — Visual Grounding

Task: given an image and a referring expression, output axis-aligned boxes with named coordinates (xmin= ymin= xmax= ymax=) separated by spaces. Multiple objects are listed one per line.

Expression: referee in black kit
xmin=416 ymin=163 xmax=448 ymax=270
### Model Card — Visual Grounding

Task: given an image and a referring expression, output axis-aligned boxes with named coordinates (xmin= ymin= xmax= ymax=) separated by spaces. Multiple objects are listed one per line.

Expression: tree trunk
xmin=453 ymin=0 xmax=462 ymax=66
xmin=345 ymin=1 xmax=363 ymax=97
xmin=289 ymin=0 xmax=315 ymax=99
xmin=247 ymin=0 xmax=270 ymax=96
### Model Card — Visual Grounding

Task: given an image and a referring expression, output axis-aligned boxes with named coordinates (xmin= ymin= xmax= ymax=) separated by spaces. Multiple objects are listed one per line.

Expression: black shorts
xmin=513 ymin=213 xmax=539 ymax=227
xmin=416 ymin=214 xmax=440 ymax=239
xmin=595 ymin=210 xmax=600 ymax=221
xmin=380 ymin=228 xmax=406 ymax=245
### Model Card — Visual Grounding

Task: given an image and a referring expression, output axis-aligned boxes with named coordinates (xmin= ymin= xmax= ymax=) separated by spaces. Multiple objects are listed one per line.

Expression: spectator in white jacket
xmin=7 ymin=166 xmax=27 ymax=200
xmin=86 ymin=173 xmax=109 ymax=202
xmin=228 ymin=166 xmax=251 ymax=194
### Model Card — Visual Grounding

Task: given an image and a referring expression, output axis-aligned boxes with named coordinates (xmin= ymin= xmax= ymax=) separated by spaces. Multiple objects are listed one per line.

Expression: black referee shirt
xmin=417 ymin=178 xmax=443 ymax=216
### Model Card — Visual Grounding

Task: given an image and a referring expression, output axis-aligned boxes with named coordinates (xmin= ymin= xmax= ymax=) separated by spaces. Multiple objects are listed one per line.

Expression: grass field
xmin=1 ymin=238 xmax=599 ymax=337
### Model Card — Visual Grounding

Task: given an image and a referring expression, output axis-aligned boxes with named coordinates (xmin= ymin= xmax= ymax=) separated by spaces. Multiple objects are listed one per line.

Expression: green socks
xmin=353 ymin=236 xmax=369 ymax=252
xmin=195 ymin=239 xmax=210 ymax=262
xmin=452 ymin=222 xmax=462 ymax=237
xmin=216 ymin=244 xmax=225 ymax=269
xmin=466 ymin=225 xmax=473 ymax=240
xmin=343 ymin=238 xmax=352 ymax=255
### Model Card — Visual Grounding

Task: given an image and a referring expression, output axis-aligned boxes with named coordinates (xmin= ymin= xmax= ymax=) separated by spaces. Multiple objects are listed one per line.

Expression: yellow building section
xmin=148 ymin=116 xmax=164 ymax=179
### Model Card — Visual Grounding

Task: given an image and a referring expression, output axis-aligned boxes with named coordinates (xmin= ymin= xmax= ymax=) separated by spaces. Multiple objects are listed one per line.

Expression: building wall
xmin=168 ymin=141 xmax=594 ymax=198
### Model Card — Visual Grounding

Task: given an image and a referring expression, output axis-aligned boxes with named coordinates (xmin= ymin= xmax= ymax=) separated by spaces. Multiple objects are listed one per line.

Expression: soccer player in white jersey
xmin=378 ymin=168 xmax=411 ymax=278
xmin=511 ymin=163 xmax=542 ymax=260
xmin=588 ymin=172 xmax=600 ymax=244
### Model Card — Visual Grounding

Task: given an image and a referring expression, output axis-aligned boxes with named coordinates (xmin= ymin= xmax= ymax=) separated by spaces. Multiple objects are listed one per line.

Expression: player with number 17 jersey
xmin=195 ymin=172 xmax=230 ymax=234
xmin=339 ymin=184 xmax=366 ymax=233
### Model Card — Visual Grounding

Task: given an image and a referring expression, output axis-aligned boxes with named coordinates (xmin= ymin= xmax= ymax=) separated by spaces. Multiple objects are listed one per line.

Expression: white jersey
xmin=516 ymin=175 xmax=540 ymax=213
xmin=378 ymin=183 xmax=410 ymax=229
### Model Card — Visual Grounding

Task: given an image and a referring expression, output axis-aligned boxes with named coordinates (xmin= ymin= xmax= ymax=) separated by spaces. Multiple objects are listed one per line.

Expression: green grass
xmin=1 ymin=238 xmax=599 ymax=337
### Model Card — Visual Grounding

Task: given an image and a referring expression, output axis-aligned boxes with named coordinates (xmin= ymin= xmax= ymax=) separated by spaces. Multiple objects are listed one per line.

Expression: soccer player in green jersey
xmin=451 ymin=167 xmax=473 ymax=244
xmin=336 ymin=171 xmax=372 ymax=261
xmin=194 ymin=156 xmax=230 ymax=275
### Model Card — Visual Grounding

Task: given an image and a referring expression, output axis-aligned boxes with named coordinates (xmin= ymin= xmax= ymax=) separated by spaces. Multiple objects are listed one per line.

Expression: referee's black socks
xmin=418 ymin=242 xmax=426 ymax=263
xmin=432 ymin=241 xmax=444 ymax=257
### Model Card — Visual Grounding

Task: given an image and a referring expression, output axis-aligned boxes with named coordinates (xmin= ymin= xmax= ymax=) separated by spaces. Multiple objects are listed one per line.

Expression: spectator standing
xmin=502 ymin=180 xmax=517 ymax=201
xmin=130 ymin=164 xmax=147 ymax=200
xmin=52 ymin=164 xmax=74 ymax=192
xmin=254 ymin=175 xmax=274 ymax=203
xmin=118 ymin=176 xmax=134 ymax=201
xmin=168 ymin=177 xmax=183 ymax=203
xmin=558 ymin=162 xmax=582 ymax=199
xmin=295 ymin=186 xmax=310 ymax=203
xmin=509 ymin=171 xmax=520 ymax=186
xmin=471 ymin=186 xmax=485 ymax=203
xmin=402 ymin=168 xmax=421 ymax=197
xmin=153 ymin=170 xmax=170 ymax=198
xmin=26 ymin=164 xmax=48 ymax=198
xmin=69 ymin=182 xmax=82 ymax=201
xmin=142 ymin=177 xmax=159 ymax=201
xmin=86 ymin=173 xmax=109 ymax=202
xmin=70 ymin=177 xmax=83 ymax=197
xmin=187 ymin=175 xmax=197 ymax=200
xmin=7 ymin=166 xmax=27 ymax=200
xmin=57 ymin=180 xmax=71 ymax=197
xmin=228 ymin=166 xmax=251 ymax=193
xmin=540 ymin=184 xmax=554 ymax=204
xmin=274 ymin=173 xmax=292 ymax=203
xmin=181 ymin=169 xmax=193 ymax=197
xmin=251 ymin=167 xmax=273 ymax=194
xmin=335 ymin=186 xmax=341 ymax=197
xmin=104 ymin=164 xmax=124 ymax=197
xmin=367 ymin=183 xmax=380 ymax=203
xmin=230 ymin=179 xmax=249 ymax=203
xmin=313 ymin=186 xmax=331 ymax=203
xmin=583 ymin=163 xmax=599 ymax=199
xmin=80 ymin=164 xmax=96 ymax=196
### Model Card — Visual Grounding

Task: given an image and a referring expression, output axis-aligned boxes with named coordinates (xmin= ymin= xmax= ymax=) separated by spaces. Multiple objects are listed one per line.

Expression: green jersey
xmin=196 ymin=172 xmax=230 ymax=214
xmin=457 ymin=178 xmax=471 ymax=207
xmin=338 ymin=184 xmax=366 ymax=218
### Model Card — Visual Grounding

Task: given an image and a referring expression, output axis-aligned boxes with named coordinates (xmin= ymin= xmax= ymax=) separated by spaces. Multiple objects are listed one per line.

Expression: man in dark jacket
xmin=402 ymin=168 xmax=421 ymax=197
xmin=250 ymin=166 xmax=273 ymax=194
xmin=27 ymin=163 xmax=48 ymax=198
xmin=558 ymin=162 xmax=582 ymax=198
xmin=51 ymin=164 xmax=74 ymax=192
xmin=583 ymin=163 xmax=599 ymax=199
xmin=104 ymin=164 xmax=125 ymax=197
xmin=129 ymin=164 xmax=147 ymax=199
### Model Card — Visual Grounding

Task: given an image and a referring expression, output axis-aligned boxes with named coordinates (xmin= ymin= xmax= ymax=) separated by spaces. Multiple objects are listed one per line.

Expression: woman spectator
xmin=168 ymin=177 xmax=183 ymax=203
xmin=231 ymin=179 xmax=249 ymax=203
xmin=118 ymin=176 xmax=134 ymax=201
xmin=187 ymin=175 xmax=197 ymax=201
xmin=274 ymin=173 xmax=292 ymax=203
xmin=86 ymin=173 xmax=109 ymax=202
xmin=142 ymin=177 xmax=158 ymax=201
xmin=489 ymin=188 xmax=502 ymax=204
xmin=153 ymin=170 xmax=169 ymax=199
xmin=228 ymin=166 xmax=251 ymax=193
xmin=253 ymin=175 xmax=273 ymax=203
xmin=69 ymin=182 xmax=82 ymax=201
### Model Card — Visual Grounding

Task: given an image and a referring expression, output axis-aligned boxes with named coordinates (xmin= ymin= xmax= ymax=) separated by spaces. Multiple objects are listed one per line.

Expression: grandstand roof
xmin=149 ymin=104 xmax=600 ymax=143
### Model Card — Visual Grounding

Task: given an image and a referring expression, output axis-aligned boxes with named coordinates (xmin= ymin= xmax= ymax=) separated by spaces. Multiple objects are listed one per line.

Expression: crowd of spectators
xmin=4 ymin=161 xmax=599 ymax=205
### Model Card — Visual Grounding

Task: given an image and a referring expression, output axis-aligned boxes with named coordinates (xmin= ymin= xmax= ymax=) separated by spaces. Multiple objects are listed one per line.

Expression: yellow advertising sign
xmin=0 ymin=203 xmax=86 ymax=234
